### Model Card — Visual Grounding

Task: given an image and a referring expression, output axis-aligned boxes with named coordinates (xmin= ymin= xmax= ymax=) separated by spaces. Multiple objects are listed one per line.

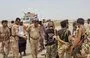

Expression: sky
xmin=0 ymin=0 xmax=90 ymax=20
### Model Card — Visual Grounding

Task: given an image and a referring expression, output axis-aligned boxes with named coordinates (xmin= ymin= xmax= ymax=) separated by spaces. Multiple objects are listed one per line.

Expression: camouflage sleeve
xmin=26 ymin=25 xmax=31 ymax=32
xmin=11 ymin=26 xmax=16 ymax=36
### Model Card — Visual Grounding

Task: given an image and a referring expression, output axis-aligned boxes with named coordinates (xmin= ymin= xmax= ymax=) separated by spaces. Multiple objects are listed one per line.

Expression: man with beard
xmin=45 ymin=21 xmax=57 ymax=58
xmin=26 ymin=20 xmax=41 ymax=58
xmin=0 ymin=20 xmax=10 ymax=58
xmin=56 ymin=20 xmax=71 ymax=58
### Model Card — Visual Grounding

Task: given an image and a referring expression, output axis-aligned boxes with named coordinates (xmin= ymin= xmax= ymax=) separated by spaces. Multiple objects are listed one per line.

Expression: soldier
xmin=45 ymin=21 xmax=58 ymax=58
xmin=11 ymin=18 xmax=21 ymax=58
xmin=81 ymin=18 xmax=90 ymax=58
xmin=70 ymin=21 xmax=78 ymax=57
xmin=71 ymin=18 xmax=86 ymax=58
xmin=86 ymin=19 xmax=90 ymax=39
xmin=0 ymin=20 xmax=10 ymax=58
xmin=26 ymin=20 xmax=41 ymax=58
xmin=56 ymin=20 xmax=71 ymax=58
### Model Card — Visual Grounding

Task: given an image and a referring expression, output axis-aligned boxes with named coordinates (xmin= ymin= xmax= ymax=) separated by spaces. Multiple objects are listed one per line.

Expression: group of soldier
xmin=0 ymin=18 xmax=90 ymax=58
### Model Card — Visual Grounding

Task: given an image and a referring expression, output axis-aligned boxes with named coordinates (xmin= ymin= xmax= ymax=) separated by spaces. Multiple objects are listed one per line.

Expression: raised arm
xmin=26 ymin=25 xmax=31 ymax=32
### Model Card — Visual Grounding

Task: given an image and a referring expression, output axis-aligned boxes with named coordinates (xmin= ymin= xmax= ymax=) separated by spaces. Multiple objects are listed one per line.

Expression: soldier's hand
xmin=65 ymin=42 xmax=69 ymax=45
xmin=53 ymin=35 xmax=57 ymax=39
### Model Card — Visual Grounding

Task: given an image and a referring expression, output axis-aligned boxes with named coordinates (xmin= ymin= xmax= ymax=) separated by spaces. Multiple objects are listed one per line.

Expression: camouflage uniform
xmin=46 ymin=43 xmax=57 ymax=58
xmin=0 ymin=26 xmax=10 ymax=58
xmin=58 ymin=29 xmax=71 ymax=58
xmin=27 ymin=24 xmax=41 ymax=58
xmin=58 ymin=43 xmax=70 ymax=58
xmin=45 ymin=29 xmax=57 ymax=58
xmin=11 ymin=24 xmax=19 ymax=58
xmin=72 ymin=26 xmax=86 ymax=58
xmin=80 ymin=24 xmax=90 ymax=57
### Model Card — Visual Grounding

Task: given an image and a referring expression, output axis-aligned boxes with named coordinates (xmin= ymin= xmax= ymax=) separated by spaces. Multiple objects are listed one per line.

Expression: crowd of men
xmin=0 ymin=18 xmax=90 ymax=58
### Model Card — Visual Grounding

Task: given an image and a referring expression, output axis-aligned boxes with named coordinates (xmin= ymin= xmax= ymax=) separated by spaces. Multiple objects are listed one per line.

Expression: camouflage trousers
xmin=30 ymin=38 xmax=39 ymax=58
xmin=71 ymin=40 xmax=90 ymax=58
xmin=10 ymin=37 xmax=19 ymax=58
xmin=0 ymin=40 xmax=10 ymax=57
xmin=46 ymin=43 xmax=57 ymax=58
xmin=58 ymin=43 xmax=71 ymax=58
xmin=81 ymin=40 xmax=90 ymax=57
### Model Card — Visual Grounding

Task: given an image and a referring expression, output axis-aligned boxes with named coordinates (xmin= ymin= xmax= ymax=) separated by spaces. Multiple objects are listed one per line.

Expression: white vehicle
xmin=23 ymin=12 xmax=39 ymax=23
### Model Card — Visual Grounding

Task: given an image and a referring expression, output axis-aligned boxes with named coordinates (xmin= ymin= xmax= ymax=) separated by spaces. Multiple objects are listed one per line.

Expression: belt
xmin=30 ymin=37 xmax=39 ymax=40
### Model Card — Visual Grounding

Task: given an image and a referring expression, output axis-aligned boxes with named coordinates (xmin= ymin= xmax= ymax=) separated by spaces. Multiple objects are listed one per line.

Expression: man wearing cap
xmin=26 ymin=20 xmax=41 ymax=58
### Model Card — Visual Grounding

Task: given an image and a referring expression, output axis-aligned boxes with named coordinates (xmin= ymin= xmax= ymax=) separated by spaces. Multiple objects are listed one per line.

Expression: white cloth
xmin=18 ymin=26 xmax=24 ymax=37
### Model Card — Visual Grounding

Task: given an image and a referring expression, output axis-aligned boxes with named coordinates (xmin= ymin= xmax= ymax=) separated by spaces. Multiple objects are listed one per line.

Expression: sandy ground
xmin=0 ymin=39 xmax=46 ymax=58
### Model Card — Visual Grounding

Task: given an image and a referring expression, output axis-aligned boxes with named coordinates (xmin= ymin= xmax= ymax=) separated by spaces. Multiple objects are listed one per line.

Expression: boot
xmin=23 ymin=51 xmax=26 ymax=56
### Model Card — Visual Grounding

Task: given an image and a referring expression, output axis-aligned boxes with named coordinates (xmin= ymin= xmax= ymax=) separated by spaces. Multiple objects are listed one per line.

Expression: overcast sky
xmin=0 ymin=0 xmax=90 ymax=20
